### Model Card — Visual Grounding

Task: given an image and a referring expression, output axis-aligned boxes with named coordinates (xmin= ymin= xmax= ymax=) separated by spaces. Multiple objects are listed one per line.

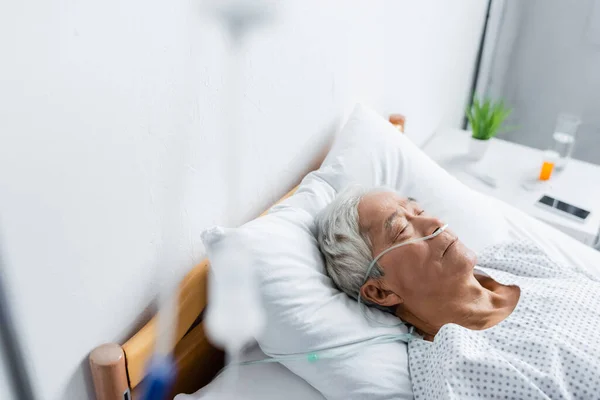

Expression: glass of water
xmin=551 ymin=113 xmax=581 ymax=171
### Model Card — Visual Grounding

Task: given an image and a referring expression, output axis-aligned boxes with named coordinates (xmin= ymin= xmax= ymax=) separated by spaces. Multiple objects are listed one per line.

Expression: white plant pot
xmin=468 ymin=137 xmax=490 ymax=161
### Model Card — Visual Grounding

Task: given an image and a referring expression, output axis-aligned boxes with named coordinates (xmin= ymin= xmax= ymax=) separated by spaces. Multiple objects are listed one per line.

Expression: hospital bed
xmin=182 ymin=200 xmax=600 ymax=400
xmin=89 ymin=108 xmax=600 ymax=400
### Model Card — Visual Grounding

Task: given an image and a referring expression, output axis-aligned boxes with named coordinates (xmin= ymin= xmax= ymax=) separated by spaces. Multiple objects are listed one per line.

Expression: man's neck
xmin=398 ymin=273 xmax=520 ymax=340
xmin=455 ymin=273 xmax=512 ymax=329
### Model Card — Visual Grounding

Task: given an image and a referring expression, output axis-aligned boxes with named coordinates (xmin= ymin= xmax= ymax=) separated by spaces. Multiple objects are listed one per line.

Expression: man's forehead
xmin=362 ymin=191 xmax=414 ymax=208
xmin=358 ymin=192 xmax=415 ymax=229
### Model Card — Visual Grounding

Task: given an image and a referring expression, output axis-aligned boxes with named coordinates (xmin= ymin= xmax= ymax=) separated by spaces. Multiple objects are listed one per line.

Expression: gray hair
xmin=316 ymin=185 xmax=388 ymax=304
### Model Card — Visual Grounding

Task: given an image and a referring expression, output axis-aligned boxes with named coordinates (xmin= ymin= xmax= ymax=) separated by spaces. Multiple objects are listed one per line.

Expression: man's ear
xmin=360 ymin=278 xmax=403 ymax=307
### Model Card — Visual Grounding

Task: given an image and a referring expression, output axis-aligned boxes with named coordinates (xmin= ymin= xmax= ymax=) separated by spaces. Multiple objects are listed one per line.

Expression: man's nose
xmin=415 ymin=215 xmax=445 ymax=236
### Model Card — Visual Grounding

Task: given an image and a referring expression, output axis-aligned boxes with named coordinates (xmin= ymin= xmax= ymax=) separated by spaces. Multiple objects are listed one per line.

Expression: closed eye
xmin=394 ymin=223 xmax=409 ymax=242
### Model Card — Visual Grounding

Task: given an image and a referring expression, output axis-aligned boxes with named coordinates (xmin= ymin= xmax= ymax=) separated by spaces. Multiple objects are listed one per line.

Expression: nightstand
xmin=422 ymin=129 xmax=600 ymax=248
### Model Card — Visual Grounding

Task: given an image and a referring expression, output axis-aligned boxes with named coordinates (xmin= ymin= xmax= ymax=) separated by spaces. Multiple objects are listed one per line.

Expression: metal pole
xmin=0 ymin=240 xmax=36 ymax=400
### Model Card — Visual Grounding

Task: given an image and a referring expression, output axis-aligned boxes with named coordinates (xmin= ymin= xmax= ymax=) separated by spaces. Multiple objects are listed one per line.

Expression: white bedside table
xmin=422 ymin=129 xmax=600 ymax=248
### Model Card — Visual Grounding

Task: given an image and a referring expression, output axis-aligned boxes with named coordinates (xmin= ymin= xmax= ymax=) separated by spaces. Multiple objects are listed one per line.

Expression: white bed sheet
xmin=174 ymin=342 xmax=325 ymax=400
xmin=176 ymin=200 xmax=600 ymax=400
xmin=494 ymin=197 xmax=600 ymax=281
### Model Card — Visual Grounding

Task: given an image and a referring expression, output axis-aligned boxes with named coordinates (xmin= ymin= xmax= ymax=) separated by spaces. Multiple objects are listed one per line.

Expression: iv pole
xmin=0 ymin=239 xmax=37 ymax=400
xmin=0 ymin=3 xmax=275 ymax=400
xmin=141 ymin=2 xmax=274 ymax=399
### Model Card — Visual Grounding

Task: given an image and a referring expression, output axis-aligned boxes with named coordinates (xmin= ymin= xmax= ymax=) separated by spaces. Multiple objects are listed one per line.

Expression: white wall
xmin=0 ymin=1 xmax=486 ymax=398
xmin=485 ymin=0 xmax=600 ymax=165
xmin=383 ymin=1 xmax=488 ymax=139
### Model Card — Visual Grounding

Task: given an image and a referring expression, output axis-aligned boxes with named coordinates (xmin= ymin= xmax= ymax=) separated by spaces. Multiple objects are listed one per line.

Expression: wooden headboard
xmin=88 ymin=114 xmax=405 ymax=399
xmin=89 ymin=187 xmax=298 ymax=399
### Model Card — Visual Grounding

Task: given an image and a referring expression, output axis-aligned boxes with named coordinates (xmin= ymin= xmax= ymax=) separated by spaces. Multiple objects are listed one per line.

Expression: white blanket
xmin=408 ymin=240 xmax=600 ymax=399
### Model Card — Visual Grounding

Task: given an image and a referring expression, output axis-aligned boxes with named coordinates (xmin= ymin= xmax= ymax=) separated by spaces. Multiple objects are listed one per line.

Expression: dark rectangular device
xmin=536 ymin=195 xmax=591 ymax=222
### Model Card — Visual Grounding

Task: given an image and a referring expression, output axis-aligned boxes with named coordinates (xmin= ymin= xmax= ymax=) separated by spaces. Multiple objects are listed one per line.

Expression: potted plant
xmin=466 ymin=97 xmax=512 ymax=160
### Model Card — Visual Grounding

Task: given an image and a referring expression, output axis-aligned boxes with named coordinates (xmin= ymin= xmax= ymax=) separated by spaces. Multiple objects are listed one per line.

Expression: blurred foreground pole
xmin=0 ymin=240 xmax=36 ymax=400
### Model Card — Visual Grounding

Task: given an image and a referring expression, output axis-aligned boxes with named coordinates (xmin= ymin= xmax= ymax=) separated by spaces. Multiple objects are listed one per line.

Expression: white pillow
xmin=202 ymin=104 xmax=509 ymax=400
xmin=313 ymin=104 xmax=509 ymax=252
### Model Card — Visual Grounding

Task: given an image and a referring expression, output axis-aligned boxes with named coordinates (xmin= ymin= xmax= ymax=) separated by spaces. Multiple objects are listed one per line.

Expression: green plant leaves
xmin=466 ymin=97 xmax=512 ymax=140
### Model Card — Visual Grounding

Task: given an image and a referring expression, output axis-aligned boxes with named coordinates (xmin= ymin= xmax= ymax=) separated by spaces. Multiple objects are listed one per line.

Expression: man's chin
xmin=449 ymin=240 xmax=477 ymax=271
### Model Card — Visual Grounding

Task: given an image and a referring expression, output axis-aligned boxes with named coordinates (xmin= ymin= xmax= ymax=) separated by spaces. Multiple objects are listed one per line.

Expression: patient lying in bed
xmin=316 ymin=186 xmax=600 ymax=399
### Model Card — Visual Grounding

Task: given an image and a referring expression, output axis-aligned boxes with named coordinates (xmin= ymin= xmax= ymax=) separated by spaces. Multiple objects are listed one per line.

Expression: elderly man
xmin=316 ymin=186 xmax=600 ymax=399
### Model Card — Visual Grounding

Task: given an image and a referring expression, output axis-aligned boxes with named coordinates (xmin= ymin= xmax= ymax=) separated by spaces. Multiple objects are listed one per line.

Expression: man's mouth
xmin=442 ymin=238 xmax=458 ymax=257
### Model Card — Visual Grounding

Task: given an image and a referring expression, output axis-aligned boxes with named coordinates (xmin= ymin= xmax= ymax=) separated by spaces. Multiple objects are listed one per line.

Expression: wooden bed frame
xmin=88 ymin=115 xmax=405 ymax=400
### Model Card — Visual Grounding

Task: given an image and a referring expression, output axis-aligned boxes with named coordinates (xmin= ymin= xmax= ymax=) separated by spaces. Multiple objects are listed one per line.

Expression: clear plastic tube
xmin=215 ymin=225 xmax=450 ymax=374
xmin=215 ymin=331 xmax=418 ymax=378
xmin=358 ymin=224 xmax=449 ymax=327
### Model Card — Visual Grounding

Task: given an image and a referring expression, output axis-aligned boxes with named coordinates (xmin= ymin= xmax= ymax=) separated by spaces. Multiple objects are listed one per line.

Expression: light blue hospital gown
xmin=408 ymin=240 xmax=600 ymax=399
